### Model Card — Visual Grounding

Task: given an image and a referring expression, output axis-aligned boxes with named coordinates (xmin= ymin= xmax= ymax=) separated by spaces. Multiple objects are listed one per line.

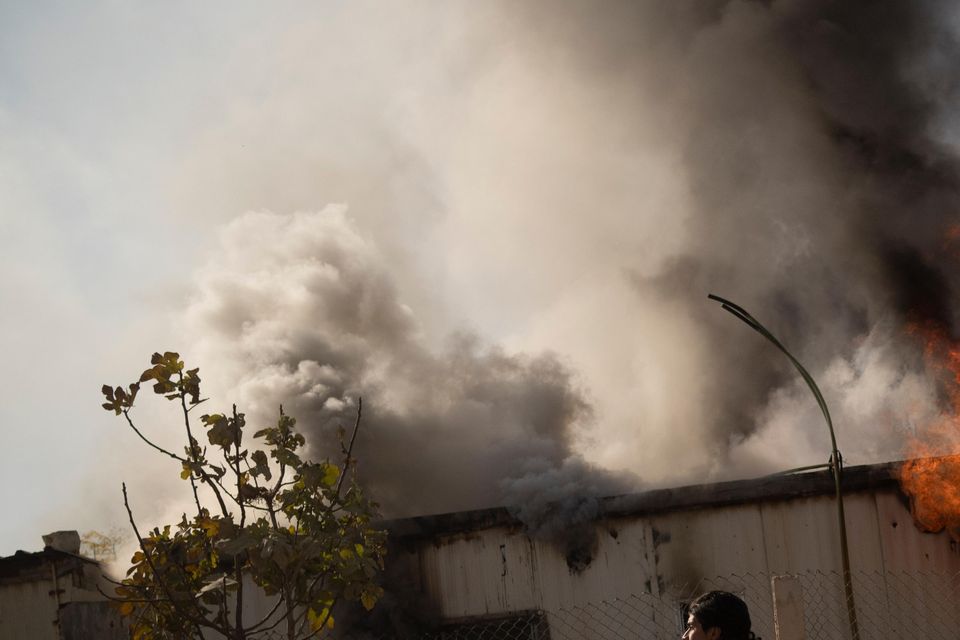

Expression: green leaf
xmin=216 ymin=532 xmax=256 ymax=557
xmin=205 ymin=414 xmax=237 ymax=448
xmin=272 ymin=448 xmax=301 ymax=467
xmin=238 ymin=483 xmax=262 ymax=501
xmin=250 ymin=450 xmax=272 ymax=481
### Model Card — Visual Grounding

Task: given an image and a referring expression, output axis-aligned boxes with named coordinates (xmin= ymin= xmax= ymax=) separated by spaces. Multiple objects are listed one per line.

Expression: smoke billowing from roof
xmin=184 ymin=208 xmax=632 ymax=519
xmin=636 ymin=0 xmax=960 ymax=473
xmin=164 ymin=0 xmax=960 ymax=524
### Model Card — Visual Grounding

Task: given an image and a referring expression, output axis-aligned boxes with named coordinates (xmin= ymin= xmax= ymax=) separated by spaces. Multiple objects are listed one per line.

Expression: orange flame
xmin=898 ymin=322 xmax=960 ymax=538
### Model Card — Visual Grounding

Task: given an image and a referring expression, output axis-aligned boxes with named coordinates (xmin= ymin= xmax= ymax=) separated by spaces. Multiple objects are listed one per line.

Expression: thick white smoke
xmin=731 ymin=322 xmax=941 ymax=475
xmin=80 ymin=0 xmax=960 ymax=546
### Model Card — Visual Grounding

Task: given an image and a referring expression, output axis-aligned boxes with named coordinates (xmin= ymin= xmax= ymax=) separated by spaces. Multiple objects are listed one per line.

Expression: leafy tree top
xmin=102 ymin=351 xmax=385 ymax=640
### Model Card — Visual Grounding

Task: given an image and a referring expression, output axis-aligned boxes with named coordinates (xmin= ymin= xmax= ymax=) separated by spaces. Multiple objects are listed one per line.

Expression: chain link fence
xmin=548 ymin=569 xmax=960 ymax=640
xmin=253 ymin=611 xmax=550 ymax=640
xmin=320 ymin=569 xmax=960 ymax=640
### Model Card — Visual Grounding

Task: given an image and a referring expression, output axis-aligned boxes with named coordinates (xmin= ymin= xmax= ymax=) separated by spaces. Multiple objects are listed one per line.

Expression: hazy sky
xmin=0 ymin=1 xmax=298 ymax=552
xmin=3 ymin=1 xmax=959 ymax=555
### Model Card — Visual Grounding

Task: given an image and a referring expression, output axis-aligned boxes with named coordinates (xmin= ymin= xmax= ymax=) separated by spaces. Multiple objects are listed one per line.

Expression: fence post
xmin=771 ymin=575 xmax=806 ymax=640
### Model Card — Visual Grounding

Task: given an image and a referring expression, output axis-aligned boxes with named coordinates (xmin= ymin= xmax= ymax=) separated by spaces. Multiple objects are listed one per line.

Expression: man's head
xmin=683 ymin=591 xmax=753 ymax=640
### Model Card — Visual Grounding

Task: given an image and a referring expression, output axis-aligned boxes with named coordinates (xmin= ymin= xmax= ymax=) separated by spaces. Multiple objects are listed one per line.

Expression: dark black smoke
xmin=185 ymin=208 xmax=634 ymax=523
xmin=882 ymin=244 xmax=956 ymax=333
xmin=633 ymin=0 xmax=960 ymax=465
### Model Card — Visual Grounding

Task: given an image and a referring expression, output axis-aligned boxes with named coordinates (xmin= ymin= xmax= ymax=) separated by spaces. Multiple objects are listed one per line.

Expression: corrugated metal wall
xmin=404 ymin=487 xmax=960 ymax=621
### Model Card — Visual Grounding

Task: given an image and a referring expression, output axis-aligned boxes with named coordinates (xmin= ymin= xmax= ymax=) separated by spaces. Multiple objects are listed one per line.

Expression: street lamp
xmin=708 ymin=294 xmax=860 ymax=640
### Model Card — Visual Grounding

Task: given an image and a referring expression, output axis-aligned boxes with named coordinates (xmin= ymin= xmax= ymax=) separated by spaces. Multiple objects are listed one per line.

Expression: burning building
xmin=362 ymin=459 xmax=960 ymax=640
xmin=6 ymin=460 xmax=957 ymax=640
xmin=10 ymin=2 xmax=960 ymax=638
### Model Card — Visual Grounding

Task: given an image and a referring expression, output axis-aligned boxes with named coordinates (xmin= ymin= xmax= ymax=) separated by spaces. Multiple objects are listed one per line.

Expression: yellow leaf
xmin=354 ymin=543 xmax=364 ymax=557
xmin=119 ymin=601 xmax=135 ymax=616
xmin=180 ymin=464 xmax=191 ymax=480
xmin=327 ymin=614 xmax=335 ymax=629
xmin=339 ymin=548 xmax=353 ymax=560
xmin=322 ymin=464 xmax=340 ymax=486
xmin=200 ymin=519 xmax=220 ymax=538
xmin=361 ymin=591 xmax=377 ymax=611
xmin=307 ymin=608 xmax=319 ymax=631
xmin=307 ymin=607 xmax=329 ymax=632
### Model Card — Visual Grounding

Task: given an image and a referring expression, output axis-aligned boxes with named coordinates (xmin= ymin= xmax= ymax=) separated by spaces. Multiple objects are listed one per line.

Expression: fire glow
xmin=898 ymin=322 xmax=960 ymax=540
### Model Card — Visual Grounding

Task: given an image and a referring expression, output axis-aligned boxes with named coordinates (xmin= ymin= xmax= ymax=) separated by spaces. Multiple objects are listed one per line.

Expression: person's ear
xmin=705 ymin=628 xmax=722 ymax=640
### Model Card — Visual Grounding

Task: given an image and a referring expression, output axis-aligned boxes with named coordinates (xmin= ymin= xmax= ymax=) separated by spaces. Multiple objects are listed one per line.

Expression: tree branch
xmin=178 ymin=376 xmax=204 ymax=517
xmin=121 ymin=411 xmax=188 ymax=464
xmin=121 ymin=482 xmax=221 ymax=640
xmin=327 ymin=398 xmax=363 ymax=514
xmin=232 ymin=404 xmax=246 ymax=635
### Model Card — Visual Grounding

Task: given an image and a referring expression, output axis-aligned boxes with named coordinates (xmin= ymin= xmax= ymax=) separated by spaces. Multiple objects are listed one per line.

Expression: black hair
xmin=688 ymin=591 xmax=759 ymax=640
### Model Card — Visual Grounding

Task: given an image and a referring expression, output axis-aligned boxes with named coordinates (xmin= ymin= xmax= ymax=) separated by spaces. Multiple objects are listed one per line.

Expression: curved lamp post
xmin=708 ymin=294 xmax=860 ymax=640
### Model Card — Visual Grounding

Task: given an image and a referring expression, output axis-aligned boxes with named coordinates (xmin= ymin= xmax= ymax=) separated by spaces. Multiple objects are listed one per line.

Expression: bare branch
xmin=327 ymin=398 xmax=363 ymax=513
xmin=178 ymin=375 xmax=204 ymax=517
xmin=232 ymin=404 xmax=246 ymax=634
xmin=241 ymin=592 xmax=287 ymax=634
xmin=121 ymin=411 xmax=187 ymax=464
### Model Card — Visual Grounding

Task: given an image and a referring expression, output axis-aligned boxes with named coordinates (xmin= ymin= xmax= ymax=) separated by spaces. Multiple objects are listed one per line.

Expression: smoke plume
xmin=636 ymin=0 xmax=960 ymax=473
xmin=145 ymin=0 xmax=960 ymax=530
xmin=183 ymin=207 xmax=632 ymax=520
